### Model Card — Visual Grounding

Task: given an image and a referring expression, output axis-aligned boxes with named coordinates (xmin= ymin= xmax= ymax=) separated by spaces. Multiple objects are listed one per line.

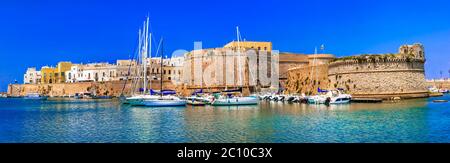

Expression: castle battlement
xmin=286 ymin=43 xmax=429 ymax=99
xmin=329 ymin=56 xmax=425 ymax=68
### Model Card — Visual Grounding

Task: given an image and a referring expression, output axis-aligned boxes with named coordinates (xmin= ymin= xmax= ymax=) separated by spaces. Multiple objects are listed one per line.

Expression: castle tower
xmin=399 ymin=43 xmax=425 ymax=60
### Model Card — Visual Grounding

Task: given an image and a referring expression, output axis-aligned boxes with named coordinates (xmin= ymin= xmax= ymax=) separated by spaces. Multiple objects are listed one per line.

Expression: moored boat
xmin=24 ymin=93 xmax=48 ymax=100
xmin=135 ymin=95 xmax=186 ymax=107
xmin=211 ymin=93 xmax=258 ymax=106
xmin=327 ymin=89 xmax=352 ymax=104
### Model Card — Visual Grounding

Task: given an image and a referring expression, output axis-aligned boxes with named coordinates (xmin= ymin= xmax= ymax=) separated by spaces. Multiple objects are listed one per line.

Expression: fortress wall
xmin=328 ymin=60 xmax=428 ymax=99
xmin=285 ymin=64 xmax=329 ymax=95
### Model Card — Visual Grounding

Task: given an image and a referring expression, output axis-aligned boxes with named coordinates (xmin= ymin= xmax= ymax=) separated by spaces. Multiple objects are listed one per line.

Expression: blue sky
xmin=1 ymin=0 xmax=449 ymax=91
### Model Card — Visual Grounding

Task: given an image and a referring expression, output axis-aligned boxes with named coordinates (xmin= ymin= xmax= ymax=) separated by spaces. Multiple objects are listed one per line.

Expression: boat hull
xmin=211 ymin=97 xmax=258 ymax=106
xmin=187 ymin=101 xmax=206 ymax=106
xmin=329 ymin=99 xmax=351 ymax=104
xmin=24 ymin=97 xmax=48 ymax=100
xmin=133 ymin=99 xmax=187 ymax=107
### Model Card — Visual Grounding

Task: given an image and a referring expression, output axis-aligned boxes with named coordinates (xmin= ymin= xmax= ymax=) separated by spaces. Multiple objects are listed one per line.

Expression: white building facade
xmin=23 ymin=67 xmax=41 ymax=84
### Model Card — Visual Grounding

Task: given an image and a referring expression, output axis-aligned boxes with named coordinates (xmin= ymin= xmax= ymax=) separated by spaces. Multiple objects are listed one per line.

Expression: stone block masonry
xmin=328 ymin=59 xmax=428 ymax=99
xmin=285 ymin=64 xmax=329 ymax=95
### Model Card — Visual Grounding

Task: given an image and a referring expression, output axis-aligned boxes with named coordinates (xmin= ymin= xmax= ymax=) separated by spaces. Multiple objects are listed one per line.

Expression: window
xmin=168 ymin=70 xmax=171 ymax=74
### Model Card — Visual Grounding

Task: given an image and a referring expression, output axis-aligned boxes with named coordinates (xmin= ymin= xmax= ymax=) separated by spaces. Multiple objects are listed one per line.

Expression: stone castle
xmin=286 ymin=43 xmax=428 ymax=99
xmin=8 ymin=41 xmax=429 ymax=100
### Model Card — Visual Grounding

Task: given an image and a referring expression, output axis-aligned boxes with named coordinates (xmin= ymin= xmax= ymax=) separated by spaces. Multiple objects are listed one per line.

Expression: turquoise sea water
xmin=0 ymin=94 xmax=449 ymax=143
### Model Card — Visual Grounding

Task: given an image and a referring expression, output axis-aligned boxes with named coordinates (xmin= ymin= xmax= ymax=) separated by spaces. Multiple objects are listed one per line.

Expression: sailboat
xmin=210 ymin=26 xmax=258 ymax=106
xmin=134 ymin=38 xmax=186 ymax=107
xmin=126 ymin=16 xmax=160 ymax=105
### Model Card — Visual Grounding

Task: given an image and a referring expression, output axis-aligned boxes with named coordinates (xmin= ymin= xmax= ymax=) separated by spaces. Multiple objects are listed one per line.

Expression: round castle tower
xmin=328 ymin=43 xmax=428 ymax=99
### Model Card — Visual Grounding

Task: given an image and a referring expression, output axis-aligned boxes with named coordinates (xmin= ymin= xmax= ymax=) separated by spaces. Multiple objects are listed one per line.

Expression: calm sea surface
xmin=0 ymin=94 xmax=449 ymax=143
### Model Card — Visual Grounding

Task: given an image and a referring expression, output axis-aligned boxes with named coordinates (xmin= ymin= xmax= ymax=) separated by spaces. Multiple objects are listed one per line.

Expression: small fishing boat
xmin=24 ymin=93 xmax=48 ymax=100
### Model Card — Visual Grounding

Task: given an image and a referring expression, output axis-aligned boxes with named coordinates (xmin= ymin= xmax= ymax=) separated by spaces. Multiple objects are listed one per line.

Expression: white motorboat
xmin=308 ymin=89 xmax=351 ymax=104
xmin=326 ymin=90 xmax=352 ymax=104
xmin=211 ymin=95 xmax=258 ymax=106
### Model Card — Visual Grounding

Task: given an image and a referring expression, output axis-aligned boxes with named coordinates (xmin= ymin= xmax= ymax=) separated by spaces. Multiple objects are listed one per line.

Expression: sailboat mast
xmin=143 ymin=19 xmax=148 ymax=95
xmin=160 ymin=38 xmax=164 ymax=97
xmin=149 ymin=32 xmax=152 ymax=93
xmin=236 ymin=26 xmax=242 ymax=88
xmin=135 ymin=28 xmax=142 ymax=95
xmin=310 ymin=46 xmax=318 ymax=94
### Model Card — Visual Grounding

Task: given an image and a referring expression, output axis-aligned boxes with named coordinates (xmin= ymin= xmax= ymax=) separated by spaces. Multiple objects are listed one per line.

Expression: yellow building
xmin=40 ymin=62 xmax=72 ymax=84
xmin=224 ymin=41 xmax=272 ymax=51
xmin=41 ymin=66 xmax=56 ymax=84
xmin=55 ymin=62 xmax=72 ymax=83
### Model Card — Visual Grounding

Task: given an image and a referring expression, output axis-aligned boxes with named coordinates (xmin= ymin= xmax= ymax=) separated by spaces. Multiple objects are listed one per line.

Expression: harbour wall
xmin=7 ymin=80 xmax=180 ymax=97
